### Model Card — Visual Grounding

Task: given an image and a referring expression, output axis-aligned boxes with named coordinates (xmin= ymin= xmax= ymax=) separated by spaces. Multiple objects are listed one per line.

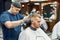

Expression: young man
xmin=0 ymin=1 xmax=29 ymax=40
xmin=18 ymin=14 xmax=51 ymax=40
xmin=52 ymin=21 xmax=60 ymax=40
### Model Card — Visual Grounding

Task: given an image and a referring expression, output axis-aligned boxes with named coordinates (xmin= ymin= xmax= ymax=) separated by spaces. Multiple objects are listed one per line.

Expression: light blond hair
xmin=30 ymin=14 xmax=41 ymax=18
xmin=30 ymin=14 xmax=41 ymax=21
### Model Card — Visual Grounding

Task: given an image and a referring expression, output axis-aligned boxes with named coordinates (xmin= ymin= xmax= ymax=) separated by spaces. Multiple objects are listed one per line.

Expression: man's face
xmin=12 ymin=5 xmax=21 ymax=14
xmin=32 ymin=17 xmax=41 ymax=28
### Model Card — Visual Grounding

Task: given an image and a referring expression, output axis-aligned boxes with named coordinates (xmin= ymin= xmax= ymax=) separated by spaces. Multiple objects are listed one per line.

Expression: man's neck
xmin=30 ymin=24 xmax=37 ymax=31
xmin=8 ymin=9 xmax=13 ymax=14
xmin=8 ymin=9 xmax=16 ymax=15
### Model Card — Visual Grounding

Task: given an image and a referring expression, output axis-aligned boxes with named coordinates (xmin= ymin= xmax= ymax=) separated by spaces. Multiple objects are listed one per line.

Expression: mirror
xmin=41 ymin=1 xmax=58 ymax=22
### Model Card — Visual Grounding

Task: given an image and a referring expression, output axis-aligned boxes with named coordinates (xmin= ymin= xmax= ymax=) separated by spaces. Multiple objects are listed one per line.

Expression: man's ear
xmin=11 ymin=5 xmax=14 ymax=8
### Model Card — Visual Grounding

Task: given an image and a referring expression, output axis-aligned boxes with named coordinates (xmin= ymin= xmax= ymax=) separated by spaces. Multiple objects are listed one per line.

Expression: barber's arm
xmin=4 ymin=20 xmax=24 ymax=28
xmin=4 ymin=15 xmax=29 ymax=29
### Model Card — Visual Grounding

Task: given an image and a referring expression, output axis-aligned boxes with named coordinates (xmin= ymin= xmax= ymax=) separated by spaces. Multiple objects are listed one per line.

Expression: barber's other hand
xmin=23 ymin=15 xmax=30 ymax=22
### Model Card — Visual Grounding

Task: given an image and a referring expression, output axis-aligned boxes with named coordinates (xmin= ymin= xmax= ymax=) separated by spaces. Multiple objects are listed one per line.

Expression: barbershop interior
xmin=0 ymin=0 xmax=60 ymax=40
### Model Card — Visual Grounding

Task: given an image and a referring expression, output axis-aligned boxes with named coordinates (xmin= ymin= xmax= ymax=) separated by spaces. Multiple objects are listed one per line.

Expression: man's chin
xmin=36 ymin=27 xmax=40 ymax=28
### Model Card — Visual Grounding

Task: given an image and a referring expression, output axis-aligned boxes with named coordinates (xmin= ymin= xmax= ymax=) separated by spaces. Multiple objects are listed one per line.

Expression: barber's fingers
xmin=23 ymin=15 xmax=30 ymax=22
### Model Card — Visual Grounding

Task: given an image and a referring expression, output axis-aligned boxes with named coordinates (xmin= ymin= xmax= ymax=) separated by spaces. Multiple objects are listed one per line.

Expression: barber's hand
xmin=23 ymin=15 xmax=30 ymax=22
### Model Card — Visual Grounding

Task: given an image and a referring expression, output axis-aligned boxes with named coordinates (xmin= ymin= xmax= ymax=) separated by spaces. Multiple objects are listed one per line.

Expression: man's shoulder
xmin=55 ymin=21 xmax=60 ymax=26
xmin=21 ymin=27 xmax=31 ymax=34
xmin=17 ymin=13 xmax=24 ymax=19
xmin=24 ymin=27 xmax=31 ymax=32
xmin=1 ymin=11 xmax=9 ymax=16
xmin=58 ymin=21 xmax=60 ymax=24
xmin=37 ymin=28 xmax=46 ymax=34
xmin=17 ymin=13 xmax=23 ymax=16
